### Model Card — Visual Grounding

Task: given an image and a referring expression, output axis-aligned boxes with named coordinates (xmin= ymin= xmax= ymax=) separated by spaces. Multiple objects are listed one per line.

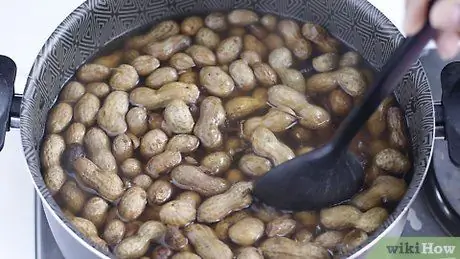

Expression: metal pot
xmin=0 ymin=0 xmax=440 ymax=258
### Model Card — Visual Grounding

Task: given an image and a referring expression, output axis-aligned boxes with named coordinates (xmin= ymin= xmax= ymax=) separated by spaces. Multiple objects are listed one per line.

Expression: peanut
xmin=193 ymin=96 xmax=226 ymax=149
xmin=145 ymin=150 xmax=182 ymax=178
xmin=118 ymin=186 xmax=147 ymax=221
xmin=112 ymin=133 xmax=134 ymax=162
xmin=387 ymin=107 xmax=408 ymax=150
xmin=214 ymin=211 xmax=250 ymax=240
xmin=278 ymin=20 xmax=312 ymax=60
xmin=82 ymin=197 xmax=109 ymax=229
xmin=301 ymin=23 xmax=340 ymax=53
xmin=77 ymin=63 xmax=110 ymax=83
xmin=145 ymin=66 xmax=178 ymax=89
xmin=216 ymin=36 xmax=243 ymax=64
xmin=339 ymin=51 xmax=361 ymax=67
xmin=130 ymin=82 xmax=200 ymax=110
xmin=268 ymin=47 xmax=293 ymax=69
xmin=171 ymin=165 xmax=229 ymax=197
xmin=115 ymin=221 xmax=166 ymax=259
xmin=125 ymin=20 xmax=180 ymax=49
xmin=164 ymin=99 xmax=194 ymax=134
xmin=252 ymin=62 xmax=278 ymax=87
xmin=144 ymin=34 xmax=192 ymax=61
xmin=241 ymin=51 xmax=262 ymax=66
xmin=313 ymin=52 xmax=339 ymax=72
xmin=229 ymin=59 xmax=256 ymax=91
xmin=205 ymin=12 xmax=228 ymax=32
xmin=97 ymin=91 xmax=129 ymax=136
xmin=197 ymin=181 xmax=253 ymax=223
xmin=109 ymin=64 xmax=139 ymax=91
xmin=166 ymin=134 xmax=200 ymax=153
xmin=73 ymin=93 xmax=100 ymax=126
xmin=126 ymin=107 xmax=148 ymax=137
xmin=243 ymin=34 xmax=267 ymax=59
xmin=59 ymin=81 xmax=85 ymax=103
xmin=165 ymin=226 xmax=188 ymax=251
xmin=261 ymin=14 xmax=277 ymax=31
xmin=140 ymin=129 xmax=169 ymax=159
xmin=236 ymin=247 xmax=263 ymax=259
xmin=260 ymin=237 xmax=329 ymax=259
xmin=375 ymin=148 xmax=411 ymax=174
xmin=147 ymin=180 xmax=173 ymax=206
xmin=251 ymin=127 xmax=295 ymax=166
xmin=314 ymin=231 xmax=344 ymax=249
xmin=60 ymin=180 xmax=87 ymax=214
xmin=70 ymin=216 xmax=108 ymax=252
xmin=121 ymin=158 xmax=142 ymax=178
xmin=181 ymin=16 xmax=204 ymax=36
xmin=195 ymin=28 xmax=220 ymax=50
xmin=84 ymin=127 xmax=117 ymax=174
xmin=131 ymin=55 xmax=160 ymax=76
xmin=201 ymin=151 xmax=232 ymax=175
xmin=367 ymin=97 xmax=393 ymax=137
xmin=199 ymin=66 xmax=235 ymax=97
xmin=239 ymin=154 xmax=272 ymax=177
xmin=265 ymin=217 xmax=297 ymax=237
xmin=103 ymin=219 xmax=126 ymax=246
xmin=228 ymin=217 xmax=264 ymax=246
xmin=86 ymin=82 xmax=110 ymax=98
xmin=228 ymin=9 xmax=259 ymax=26
xmin=185 ymin=223 xmax=233 ymax=259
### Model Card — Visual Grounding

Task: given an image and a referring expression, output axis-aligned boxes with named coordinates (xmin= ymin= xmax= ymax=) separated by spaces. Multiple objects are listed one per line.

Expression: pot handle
xmin=435 ymin=61 xmax=460 ymax=166
xmin=0 ymin=55 xmax=20 ymax=151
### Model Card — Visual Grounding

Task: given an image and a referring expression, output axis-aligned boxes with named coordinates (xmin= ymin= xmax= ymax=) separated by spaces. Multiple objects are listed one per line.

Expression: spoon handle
xmin=330 ymin=10 xmax=436 ymax=151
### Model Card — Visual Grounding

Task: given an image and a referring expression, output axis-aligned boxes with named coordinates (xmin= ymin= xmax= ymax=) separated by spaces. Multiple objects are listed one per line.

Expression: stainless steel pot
xmin=0 ymin=0 xmax=439 ymax=258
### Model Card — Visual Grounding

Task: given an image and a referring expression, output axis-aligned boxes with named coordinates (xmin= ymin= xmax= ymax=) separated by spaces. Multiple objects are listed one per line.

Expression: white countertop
xmin=0 ymin=1 xmax=426 ymax=258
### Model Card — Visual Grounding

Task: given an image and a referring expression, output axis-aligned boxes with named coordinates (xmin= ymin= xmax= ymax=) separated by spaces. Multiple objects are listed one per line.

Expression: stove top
xmin=35 ymin=48 xmax=457 ymax=259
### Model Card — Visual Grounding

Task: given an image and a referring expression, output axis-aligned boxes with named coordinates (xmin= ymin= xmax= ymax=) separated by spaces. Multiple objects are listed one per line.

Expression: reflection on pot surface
xmin=40 ymin=10 xmax=413 ymax=259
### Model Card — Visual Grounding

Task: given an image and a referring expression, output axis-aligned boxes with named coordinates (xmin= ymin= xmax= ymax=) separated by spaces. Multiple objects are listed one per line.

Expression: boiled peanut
xmin=195 ymin=28 xmax=220 ymax=50
xmin=278 ymin=20 xmax=312 ymax=60
xmin=60 ymin=180 xmax=87 ymax=214
xmin=265 ymin=217 xmax=296 ymax=237
xmin=313 ymin=52 xmax=339 ymax=72
xmin=355 ymin=207 xmax=389 ymax=232
xmin=268 ymin=85 xmax=330 ymax=129
xmin=74 ymin=157 xmax=124 ymax=201
xmin=115 ymin=221 xmax=166 ymax=259
xmin=97 ymin=91 xmax=129 ymax=136
xmin=225 ymin=137 xmax=247 ymax=157
xmin=194 ymin=96 xmax=226 ymax=149
xmin=132 ymin=174 xmax=153 ymax=190
xmin=320 ymin=205 xmax=362 ymax=230
xmin=243 ymin=34 xmax=267 ymax=59
xmin=241 ymin=51 xmax=261 ymax=66
xmin=239 ymin=154 xmax=272 ymax=177
xmin=339 ymin=51 xmax=361 ymax=67
xmin=301 ymin=23 xmax=340 ymax=53
xmin=336 ymin=67 xmax=367 ymax=97
xmin=341 ymin=229 xmax=368 ymax=254
xmin=351 ymin=175 xmax=407 ymax=210
xmin=247 ymin=24 xmax=268 ymax=39
xmin=170 ymin=53 xmax=196 ymax=70
xmin=214 ymin=211 xmax=250 ymax=240
xmin=59 ymin=81 xmax=85 ymax=103
xmin=82 ymin=197 xmax=109 ymax=229
xmin=130 ymin=82 xmax=200 ymax=110
xmin=367 ymin=97 xmax=393 ymax=137
xmin=44 ymin=166 xmax=66 ymax=195
xmin=374 ymin=148 xmax=411 ymax=174
xmin=314 ymin=231 xmax=344 ymax=249
xmin=145 ymin=150 xmax=181 ymax=178
xmin=109 ymin=64 xmax=139 ymax=91
xmin=126 ymin=107 xmax=148 ymax=137
xmin=164 ymin=99 xmax=194 ymax=134
xmin=305 ymin=71 xmax=338 ymax=93
xmin=131 ymin=55 xmax=160 ymax=76
xmin=228 ymin=217 xmax=264 ymax=246
xmin=144 ymin=34 xmax=192 ymax=61
xmin=387 ymin=107 xmax=408 ymax=150
xmin=177 ymin=191 xmax=202 ymax=208
xmin=264 ymin=34 xmax=284 ymax=50
xmin=225 ymin=96 xmax=266 ymax=120
xmin=251 ymin=127 xmax=295 ymax=166
xmin=166 ymin=134 xmax=199 ymax=153
xmin=77 ymin=63 xmax=110 ymax=83
xmin=268 ymin=47 xmax=293 ymax=69
xmin=165 ymin=226 xmax=188 ymax=251
xmin=61 ymin=143 xmax=86 ymax=173
xmin=294 ymin=229 xmax=313 ymax=243
xmin=261 ymin=14 xmax=277 ymax=31
xmin=252 ymin=62 xmax=278 ymax=87
xmin=103 ymin=219 xmax=126 ymax=246
xmin=229 ymin=59 xmax=256 ymax=91
xmin=200 ymin=66 xmax=235 ymax=97
xmin=225 ymin=169 xmax=246 ymax=183
xmin=216 ymin=36 xmax=243 ymax=64
xmin=73 ymin=93 xmax=100 ymax=126
xmin=112 ymin=134 xmax=134 ymax=162
xmin=63 ymin=123 xmax=86 ymax=145
xmin=228 ymin=9 xmax=258 ymax=26
xmin=236 ymin=247 xmax=263 ymax=259
xmin=125 ymin=20 xmax=180 ymax=49
xmin=228 ymin=27 xmax=246 ymax=37
xmin=86 ymin=82 xmax=110 ymax=98
xmin=293 ymin=211 xmax=318 ymax=228
xmin=140 ymin=129 xmax=169 ymax=158
xmin=185 ymin=45 xmax=217 ymax=67
xmin=181 ymin=16 xmax=204 ymax=36
xmin=251 ymin=203 xmax=282 ymax=223
xmin=201 ymin=151 xmax=232 ymax=175
xmin=171 ymin=165 xmax=229 ymax=196
xmin=160 ymin=199 xmax=197 ymax=227
xmin=46 ymin=102 xmax=73 ymax=134
xmin=125 ymin=221 xmax=143 ymax=238
xmin=276 ymin=68 xmax=306 ymax=93
xmin=289 ymin=126 xmax=313 ymax=144
xmin=329 ymin=88 xmax=353 ymax=116
xmin=84 ymin=127 xmax=117 ymax=174
xmin=185 ymin=223 xmax=233 ymax=259
xmin=197 ymin=181 xmax=253 ymax=223
xmin=172 ymin=252 xmax=201 ymax=259
xmin=145 ymin=67 xmax=178 ymax=89
xmin=121 ymin=158 xmax=142 ymax=178
xmin=118 ymin=186 xmax=147 ymax=221
xmin=94 ymin=51 xmax=123 ymax=68
xmin=124 ymin=49 xmax=141 ymax=63
xmin=147 ymin=180 xmax=173 ymax=206
xmin=179 ymin=71 xmax=199 ymax=84
xmin=41 ymin=134 xmax=65 ymax=169
xmin=260 ymin=237 xmax=329 ymax=259
xmin=70 ymin=216 xmax=108 ymax=252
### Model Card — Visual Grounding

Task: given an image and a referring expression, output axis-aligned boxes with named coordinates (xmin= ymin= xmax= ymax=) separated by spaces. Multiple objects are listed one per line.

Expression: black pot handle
xmin=0 ymin=55 xmax=21 ymax=151
xmin=435 ymin=61 xmax=460 ymax=166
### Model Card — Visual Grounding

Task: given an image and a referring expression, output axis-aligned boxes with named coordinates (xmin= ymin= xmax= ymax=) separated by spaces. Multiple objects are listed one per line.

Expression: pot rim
xmin=19 ymin=0 xmax=436 ymax=258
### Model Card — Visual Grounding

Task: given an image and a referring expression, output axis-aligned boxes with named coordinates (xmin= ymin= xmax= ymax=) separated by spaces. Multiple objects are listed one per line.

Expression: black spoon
xmin=253 ymin=8 xmax=437 ymax=211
